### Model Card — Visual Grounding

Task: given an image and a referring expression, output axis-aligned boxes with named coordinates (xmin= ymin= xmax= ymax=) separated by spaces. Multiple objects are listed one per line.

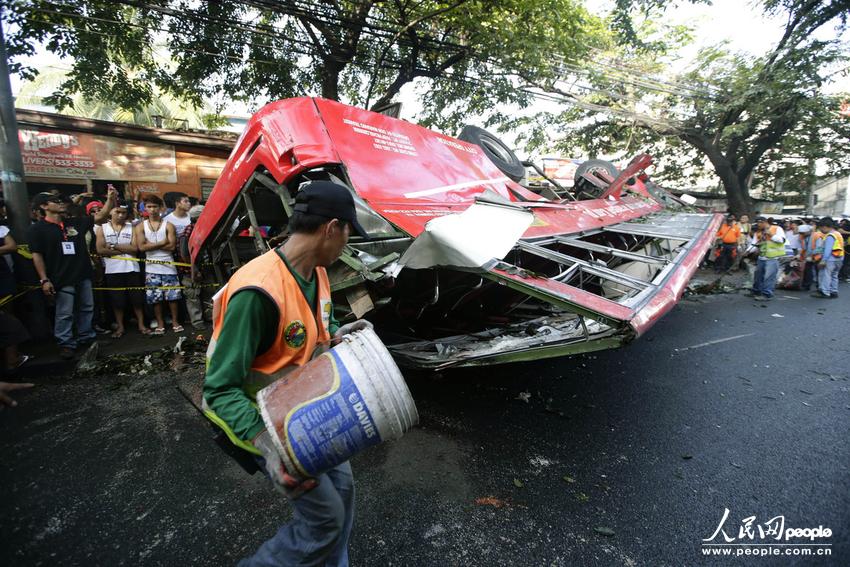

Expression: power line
xmin=11 ymin=0 xmax=731 ymax=105
xmin=5 ymin=0 xmax=706 ymax=130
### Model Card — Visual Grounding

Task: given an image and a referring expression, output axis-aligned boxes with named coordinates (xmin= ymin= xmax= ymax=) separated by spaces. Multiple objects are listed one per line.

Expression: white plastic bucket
xmin=257 ymin=328 xmax=418 ymax=480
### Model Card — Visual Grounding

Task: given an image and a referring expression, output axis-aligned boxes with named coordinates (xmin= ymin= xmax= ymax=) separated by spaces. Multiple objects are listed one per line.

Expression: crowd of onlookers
xmin=0 ymin=187 xmax=209 ymax=371
xmin=709 ymin=213 xmax=849 ymax=300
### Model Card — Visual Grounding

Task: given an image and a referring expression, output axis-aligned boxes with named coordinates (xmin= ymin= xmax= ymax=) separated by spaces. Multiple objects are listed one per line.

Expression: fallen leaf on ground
xmin=474 ymin=497 xmax=508 ymax=508
xmin=594 ymin=527 xmax=616 ymax=536
xmin=512 ymin=478 xmax=524 ymax=488
xmin=575 ymin=492 xmax=589 ymax=503
xmin=562 ymin=475 xmax=576 ymax=484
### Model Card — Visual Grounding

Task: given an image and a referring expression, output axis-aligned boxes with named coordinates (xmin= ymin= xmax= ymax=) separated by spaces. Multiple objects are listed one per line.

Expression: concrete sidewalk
xmin=9 ymin=326 xmax=211 ymax=382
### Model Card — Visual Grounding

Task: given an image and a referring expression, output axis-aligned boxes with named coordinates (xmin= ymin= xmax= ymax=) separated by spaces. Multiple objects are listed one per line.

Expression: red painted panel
xmin=191 ymin=97 xmax=338 ymax=259
xmin=490 ymin=269 xmax=636 ymax=322
xmin=193 ymin=97 xmax=663 ymax=262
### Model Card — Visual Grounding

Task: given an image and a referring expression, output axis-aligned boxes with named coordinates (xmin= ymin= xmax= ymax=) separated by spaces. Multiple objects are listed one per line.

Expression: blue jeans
xmin=752 ymin=257 xmax=779 ymax=298
xmin=818 ymin=258 xmax=844 ymax=295
xmin=54 ymin=279 xmax=96 ymax=349
xmin=239 ymin=461 xmax=355 ymax=567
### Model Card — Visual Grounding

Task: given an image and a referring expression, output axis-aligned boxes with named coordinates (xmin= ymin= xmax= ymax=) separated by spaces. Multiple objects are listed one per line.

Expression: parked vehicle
xmin=190 ymin=97 xmax=721 ymax=369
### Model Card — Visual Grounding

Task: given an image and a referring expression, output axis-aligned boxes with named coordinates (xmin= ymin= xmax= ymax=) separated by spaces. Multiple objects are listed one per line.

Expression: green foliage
xmin=5 ymin=0 xmax=611 ymax=129
xmin=15 ymin=65 xmax=227 ymax=129
xmin=529 ymin=0 xmax=850 ymax=212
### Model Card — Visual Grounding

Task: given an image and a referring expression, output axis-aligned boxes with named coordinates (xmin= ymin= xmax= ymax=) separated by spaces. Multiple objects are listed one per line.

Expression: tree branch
xmin=738 ymin=106 xmax=799 ymax=181
xmin=365 ymin=0 xmax=469 ymax=107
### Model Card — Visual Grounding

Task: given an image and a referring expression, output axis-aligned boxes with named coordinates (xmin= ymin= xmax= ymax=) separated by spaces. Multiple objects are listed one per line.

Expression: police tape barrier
xmin=0 ymin=287 xmax=34 ymax=308
xmin=105 ymin=255 xmax=193 ymax=268
xmin=0 ymin=282 xmax=222 ymax=306
xmin=16 ymin=244 xmax=214 ymax=268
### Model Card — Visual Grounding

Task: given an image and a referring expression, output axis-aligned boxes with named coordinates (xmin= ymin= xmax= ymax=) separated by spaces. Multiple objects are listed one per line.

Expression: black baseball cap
xmin=294 ymin=181 xmax=367 ymax=237
xmin=31 ymin=192 xmax=66 ymax=208
xmin=755 ymin=215 xmax=767 ymax=222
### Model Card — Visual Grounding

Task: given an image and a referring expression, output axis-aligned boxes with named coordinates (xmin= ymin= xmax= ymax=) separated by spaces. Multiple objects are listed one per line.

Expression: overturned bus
xmin=190 ymin=97 xmax=721 ymax=370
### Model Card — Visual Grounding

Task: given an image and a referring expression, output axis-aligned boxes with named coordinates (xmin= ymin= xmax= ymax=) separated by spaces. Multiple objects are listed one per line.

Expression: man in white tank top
xmin=162 ymin=193 xmax=192 ymax=238
xmin=95 ymin=203 xmax=148 ymax=338
xmin=134 ymin=195 xmax=183 ymax=334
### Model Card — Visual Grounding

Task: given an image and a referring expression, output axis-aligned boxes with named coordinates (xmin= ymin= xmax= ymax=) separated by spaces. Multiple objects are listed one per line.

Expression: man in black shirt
xmin=28 ymin=190 xmax=116 ymax=359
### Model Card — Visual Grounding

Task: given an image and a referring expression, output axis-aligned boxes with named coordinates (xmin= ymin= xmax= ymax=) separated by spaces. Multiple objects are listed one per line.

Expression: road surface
xmin=1 ymin=289 xmax=848 ymax=566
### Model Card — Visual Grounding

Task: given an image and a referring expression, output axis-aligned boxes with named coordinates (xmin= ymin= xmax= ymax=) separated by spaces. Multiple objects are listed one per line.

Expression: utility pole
xmin=0 ymin=15 xmax=29 ymax=241
xmin=805 ymin=156 xmax=816 ymax=215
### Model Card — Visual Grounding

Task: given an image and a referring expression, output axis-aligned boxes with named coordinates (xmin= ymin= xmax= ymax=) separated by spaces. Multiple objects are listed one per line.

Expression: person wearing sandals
xmin=95 ymin=202 xmax=149 ymax=338
xmin=135 ymin=195 xmax=184 ymax=334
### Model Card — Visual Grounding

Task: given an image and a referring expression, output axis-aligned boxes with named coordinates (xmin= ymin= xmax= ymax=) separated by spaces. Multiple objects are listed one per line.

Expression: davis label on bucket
xmin=284 ymin=349 xmax=382 ymax=475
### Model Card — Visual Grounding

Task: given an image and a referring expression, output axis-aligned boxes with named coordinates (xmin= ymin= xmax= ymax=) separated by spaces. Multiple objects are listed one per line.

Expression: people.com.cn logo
xmin=703 ymin=508 xmax=832 ymax=545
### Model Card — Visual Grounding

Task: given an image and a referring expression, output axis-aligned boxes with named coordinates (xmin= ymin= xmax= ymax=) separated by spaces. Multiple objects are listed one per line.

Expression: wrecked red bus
xmin=190 ymin=97 xmax=721 ymax=369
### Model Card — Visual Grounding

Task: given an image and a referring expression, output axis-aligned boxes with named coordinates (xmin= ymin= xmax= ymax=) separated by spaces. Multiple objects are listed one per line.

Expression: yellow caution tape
xmin=101 ymin=255 xmax=193 ymax=268
xmin=0 ymin=282 xmax=221 ymax=305
xmin=16 ymin=245 xmax=33 ymax=259
xmin=0 ymin=287 xmax=35 ymax=308
xmin=17 ymin=246 xmax=210 ymax=268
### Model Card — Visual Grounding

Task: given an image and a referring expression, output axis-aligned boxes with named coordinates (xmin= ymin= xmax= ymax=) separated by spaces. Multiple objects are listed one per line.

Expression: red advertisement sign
xmin=19 ymin=128 xmax=177 ymax=182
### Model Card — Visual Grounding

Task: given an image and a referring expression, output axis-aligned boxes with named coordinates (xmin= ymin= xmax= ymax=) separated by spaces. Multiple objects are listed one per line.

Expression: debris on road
xmin=594 ymin=527 xmax=616 ymax=537
xmin=72 ymin=336 xmax=209 ymax=378
xmin=74 ymin=342 xmax=99 ymax=374
xmin=685 ymin=277 xmax=739 ymax=296
xmin=474 ymin=497 xmax=509 ymax=508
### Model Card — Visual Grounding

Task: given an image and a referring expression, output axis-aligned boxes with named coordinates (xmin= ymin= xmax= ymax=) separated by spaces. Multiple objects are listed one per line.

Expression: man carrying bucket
xmin=203 ymin=181 xmax=370 ymax=567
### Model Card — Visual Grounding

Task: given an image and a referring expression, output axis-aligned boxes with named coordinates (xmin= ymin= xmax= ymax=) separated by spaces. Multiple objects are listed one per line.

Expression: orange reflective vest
xmin=809 ymin=231 xmax=824 ymax=262
xmin=716 ymin=222 xmax=741 ymax=244
xmin=209 ymin=249 xmax=333 ymax=398
xmin=203 ymin=249 xmax=333 ymax=454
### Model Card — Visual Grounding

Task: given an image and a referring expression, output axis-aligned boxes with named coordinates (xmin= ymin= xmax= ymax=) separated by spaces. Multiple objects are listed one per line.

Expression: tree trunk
xmin=710 ymin=159 xmax=753 ymax=215
xmin=722 ymin=176 xmax=754 ymax=215
xmin=320 ymin=60 xmax=343 ymax=101
xmin=681 ymin=132 xmax=756 ymax=216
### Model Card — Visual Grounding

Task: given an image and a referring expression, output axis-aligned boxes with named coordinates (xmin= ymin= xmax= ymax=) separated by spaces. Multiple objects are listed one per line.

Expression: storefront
xmin=15 ymin=109 xmax=237 ymax=204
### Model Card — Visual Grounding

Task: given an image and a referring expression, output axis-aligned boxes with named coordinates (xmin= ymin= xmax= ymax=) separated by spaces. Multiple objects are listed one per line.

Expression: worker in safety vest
xmin=798 ymin=224 xmax=820 ymax=291
xmin=812 ymin=217 xmax=845 ymax=298
xmin=714 ymin=214 xmax=741 ymax=273
xmin=749 ymin=216 xmax=786 ymax=301
xmin=203 ymin=181 xmax=370 ymax=566
xmin=839 ymin=219 xmax=850 ymax=282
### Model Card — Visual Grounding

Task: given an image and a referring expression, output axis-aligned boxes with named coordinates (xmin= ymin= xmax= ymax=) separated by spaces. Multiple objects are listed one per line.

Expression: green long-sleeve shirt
xmin=203 ymin=252 xmax=339 ymax=442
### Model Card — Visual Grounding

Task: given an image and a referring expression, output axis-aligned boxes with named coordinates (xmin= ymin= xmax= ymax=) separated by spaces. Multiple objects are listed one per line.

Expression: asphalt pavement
xmin=1 ymin=282 xmax=848 ymax=566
